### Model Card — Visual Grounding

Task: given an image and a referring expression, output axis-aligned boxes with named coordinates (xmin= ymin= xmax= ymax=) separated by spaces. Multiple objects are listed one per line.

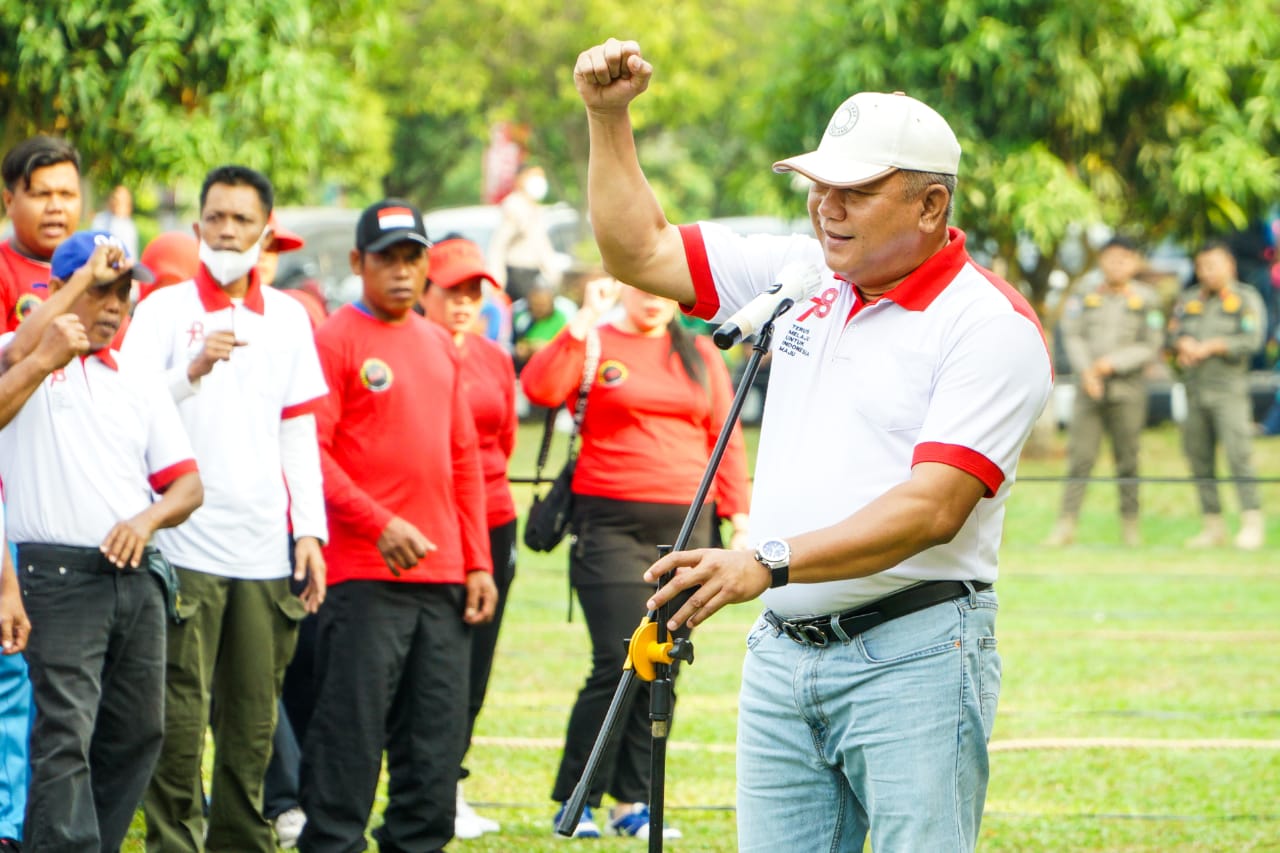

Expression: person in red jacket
xmin=418 ymin=236 xmax=517 ymax=840
xmin=298 ymin=200 xmax=497 ymax=853
xmin=521 ymin=275 xmax=750 ymax=839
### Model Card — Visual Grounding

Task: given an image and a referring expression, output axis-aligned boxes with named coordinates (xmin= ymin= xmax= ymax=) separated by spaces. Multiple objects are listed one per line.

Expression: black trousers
xmin=298 ymin=581 xmax=469 ymax=853
xmin=549 ymin=497 xmax=715 ymax=807
xmin=17 ymin=543 xmax=166 ymax=853
xmin=461 ymin=519 xmax=517 ymax=778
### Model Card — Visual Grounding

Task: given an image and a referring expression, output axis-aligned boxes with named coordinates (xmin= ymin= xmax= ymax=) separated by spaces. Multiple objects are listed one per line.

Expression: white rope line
xmin=472 ymin=735 xmax=1280 ymax=753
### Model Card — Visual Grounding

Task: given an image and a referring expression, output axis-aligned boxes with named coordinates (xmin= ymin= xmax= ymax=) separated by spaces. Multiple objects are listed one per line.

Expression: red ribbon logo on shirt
xmin=186 ymin=321 xmax=205 ymax=346
xmin=797 ymin=287 xmax=838 ymax=322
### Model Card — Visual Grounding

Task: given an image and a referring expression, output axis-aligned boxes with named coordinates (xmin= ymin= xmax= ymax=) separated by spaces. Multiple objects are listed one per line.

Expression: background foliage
xmin=2 ymin=0 xmax=1277 ymax=302
xmin=0 ymin=0 xmax=392 ymax=202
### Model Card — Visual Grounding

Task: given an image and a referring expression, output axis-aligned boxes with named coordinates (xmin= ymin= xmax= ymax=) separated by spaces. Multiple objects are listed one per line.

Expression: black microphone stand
xmin=554 ymin=301 xmax=793 ymax=850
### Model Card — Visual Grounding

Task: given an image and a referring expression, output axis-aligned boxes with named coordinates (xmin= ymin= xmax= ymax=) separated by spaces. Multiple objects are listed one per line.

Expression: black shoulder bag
xmin=523 ymin=330 xmax=599 ymax=553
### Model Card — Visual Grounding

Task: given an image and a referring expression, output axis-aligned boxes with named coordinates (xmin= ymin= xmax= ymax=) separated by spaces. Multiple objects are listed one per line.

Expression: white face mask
xmin=523 ymin=175 xmax=549 ymax=201
xmin=199 ymin=233 xmax=264 ymax=285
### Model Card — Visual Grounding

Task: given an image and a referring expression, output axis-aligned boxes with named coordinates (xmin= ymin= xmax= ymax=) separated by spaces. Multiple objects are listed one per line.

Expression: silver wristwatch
xmin=754 ymin=538 xmax=791 ymax=589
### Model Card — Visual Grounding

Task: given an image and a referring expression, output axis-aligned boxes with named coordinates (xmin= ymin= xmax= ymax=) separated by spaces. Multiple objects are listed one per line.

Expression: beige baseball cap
xmin=773 ymin=92 xmax=960 ymax=187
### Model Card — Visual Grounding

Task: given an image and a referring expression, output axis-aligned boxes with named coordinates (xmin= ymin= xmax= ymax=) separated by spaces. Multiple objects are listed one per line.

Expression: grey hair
xmin=899 ymin=170 xmax=956 ymax=221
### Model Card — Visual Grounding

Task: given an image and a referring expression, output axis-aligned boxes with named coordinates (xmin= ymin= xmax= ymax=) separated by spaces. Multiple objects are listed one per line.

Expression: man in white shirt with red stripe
xmin=122 ymin=165 xmax=329 ymax=853
xmin=0 ymin=232 xmax=203 ymax=853
xmin=574 ymin=40 xmax=1052 ymax=852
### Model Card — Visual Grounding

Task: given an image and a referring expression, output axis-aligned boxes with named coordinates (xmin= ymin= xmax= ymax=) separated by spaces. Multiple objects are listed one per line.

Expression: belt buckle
xmin=781 ymin=619 xmax=828 ymax=648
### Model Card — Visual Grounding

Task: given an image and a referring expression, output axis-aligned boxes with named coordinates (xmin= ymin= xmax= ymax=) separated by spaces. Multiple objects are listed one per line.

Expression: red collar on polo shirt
xmin=845 ymin=227 xmax=969 ymax=316
xmin=194 ymin=264 xmax=266 ymax=314
xmin=85 ymin=349 xmax=118 ymax=371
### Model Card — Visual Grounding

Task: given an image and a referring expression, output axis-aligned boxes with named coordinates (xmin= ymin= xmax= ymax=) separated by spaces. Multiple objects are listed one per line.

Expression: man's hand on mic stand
xmin=643 ymin=548 xmax=770 ymax=631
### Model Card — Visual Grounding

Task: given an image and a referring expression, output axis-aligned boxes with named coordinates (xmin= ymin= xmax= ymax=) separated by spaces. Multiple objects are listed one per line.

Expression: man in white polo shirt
xmin=0 ymin=232 xmax=203 ymax=852
xmin=573 ymin=40 xmax=1052 ymax=852
xmin=122 ymin=165 xmax=329 ymax=853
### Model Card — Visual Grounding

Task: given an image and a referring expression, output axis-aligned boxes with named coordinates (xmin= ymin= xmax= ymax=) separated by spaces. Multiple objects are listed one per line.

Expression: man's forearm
xmin=142 ymin=472 xmax=204 ymax=531
xmin=787 ymin=464 xmax=987 ymax=585
xmin=585 ymin=110 xmax=694 ymax=304
xmin=0 ymin=267 xmax=95 ymax=370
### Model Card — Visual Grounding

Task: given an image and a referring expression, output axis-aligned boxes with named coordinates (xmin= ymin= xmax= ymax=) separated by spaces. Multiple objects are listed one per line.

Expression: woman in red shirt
xmin=419 ymin=237 xmax=519 ymax=840
xmin=521 ymin=276 xmax=750 ymax=839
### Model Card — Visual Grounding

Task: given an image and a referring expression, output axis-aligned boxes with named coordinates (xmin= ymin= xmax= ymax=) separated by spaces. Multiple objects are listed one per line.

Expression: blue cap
xmin=51 ymin=231 xmax=155 ymax=284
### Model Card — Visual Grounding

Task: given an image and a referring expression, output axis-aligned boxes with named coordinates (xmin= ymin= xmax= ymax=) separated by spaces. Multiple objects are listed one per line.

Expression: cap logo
xmin=827 ymin=102 xmax=859 ymax=137
xmin=359 ymin=358 xmax=394 ymax=392
xmin=377 ymin=207 xmax=416 ymax=231
xmin=91 ymin=233 xmax=126 ymax=250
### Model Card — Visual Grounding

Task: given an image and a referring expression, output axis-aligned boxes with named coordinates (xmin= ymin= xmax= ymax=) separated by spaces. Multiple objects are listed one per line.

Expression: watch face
xmin=759 ymin=539 xmax=788 ymax=563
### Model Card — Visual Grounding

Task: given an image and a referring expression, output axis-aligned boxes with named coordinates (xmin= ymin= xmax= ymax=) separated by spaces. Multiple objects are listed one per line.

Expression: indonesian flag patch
xmin=378 ymin=207 xmax=416 ymax=231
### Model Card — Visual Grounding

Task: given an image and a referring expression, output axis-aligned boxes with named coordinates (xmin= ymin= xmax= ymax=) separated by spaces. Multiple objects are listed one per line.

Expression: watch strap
xmin=768 ymin=562 xmax=789 ymax=589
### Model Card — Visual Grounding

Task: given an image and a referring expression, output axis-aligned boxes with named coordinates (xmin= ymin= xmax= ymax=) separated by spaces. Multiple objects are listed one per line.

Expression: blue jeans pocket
xmin=856 ymin=603 xmax=959 ymax=664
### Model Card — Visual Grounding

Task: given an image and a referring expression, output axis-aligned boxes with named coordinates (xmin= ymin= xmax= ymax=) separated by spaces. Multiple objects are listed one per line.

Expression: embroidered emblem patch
xmin=827 ymin=101 xmax=860 ymax=137
xmin=598 ymin=360 xmax=627 ymax=388
xmin=360 ymin=358 xmax=393 ymax=392
xmin=15 ymin=292 xmax=43 ymax=323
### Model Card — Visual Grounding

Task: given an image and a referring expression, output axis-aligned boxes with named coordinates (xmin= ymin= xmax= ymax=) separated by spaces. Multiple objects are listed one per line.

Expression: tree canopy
xmin=2 ymin=0 xmax=1276 ymax=307
xmin=760 ymin=0 xmax=1280 ymax=309
xmin=0 ymin=0 xmax=391 ymax=202
xmin=377 ymin=0 xmax=802 ymax=223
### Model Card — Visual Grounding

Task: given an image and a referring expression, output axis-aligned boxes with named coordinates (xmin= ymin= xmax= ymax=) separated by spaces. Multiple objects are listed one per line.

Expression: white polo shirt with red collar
xmin=122 ymin=266 xmax=328 ymax=578
xmin=679 ymin=223 xmax=1052 ymax=617
xmin=0 ymin=342 xmax=198 ymax=548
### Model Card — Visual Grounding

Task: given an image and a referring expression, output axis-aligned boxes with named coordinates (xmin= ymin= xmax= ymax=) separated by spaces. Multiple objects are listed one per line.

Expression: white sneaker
xmin=273 ymin=807 xmax=307 ymax=849
xmin=457 ymin=784 xmax=500 ymax=837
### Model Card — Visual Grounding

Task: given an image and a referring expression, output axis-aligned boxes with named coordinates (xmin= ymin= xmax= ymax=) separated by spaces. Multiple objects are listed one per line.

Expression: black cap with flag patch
xmin=356 ymin=200 xmax=431 ymax=253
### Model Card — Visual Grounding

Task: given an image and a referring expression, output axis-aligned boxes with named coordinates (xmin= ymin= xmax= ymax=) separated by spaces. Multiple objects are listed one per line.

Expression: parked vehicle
xmin=272 ymin=207 xmax=360 ymax=312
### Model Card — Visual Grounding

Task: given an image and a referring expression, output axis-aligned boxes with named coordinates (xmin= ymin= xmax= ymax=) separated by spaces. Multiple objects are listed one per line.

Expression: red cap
xmin=268 ymin=212 xmax=305 ymax=253
xmin=428 ymin=238 xmax=498 ymax=289
xmin=138 ymin=231 xmax=199 ymax=301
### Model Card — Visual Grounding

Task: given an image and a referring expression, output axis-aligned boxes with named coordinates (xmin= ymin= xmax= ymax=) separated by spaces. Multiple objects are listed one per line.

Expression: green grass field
xmin=124 ymin=421 xmax=1280 ymax=851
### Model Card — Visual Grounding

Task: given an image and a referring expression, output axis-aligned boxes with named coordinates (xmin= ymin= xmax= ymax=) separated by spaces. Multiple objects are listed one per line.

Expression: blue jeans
xmin=0 ymin=651 xmax=30 ymax=840
xmin=736 ymin=588 xmax=1000 ymax=853
xmin=0 ymin=542 xmax=31 ymax=841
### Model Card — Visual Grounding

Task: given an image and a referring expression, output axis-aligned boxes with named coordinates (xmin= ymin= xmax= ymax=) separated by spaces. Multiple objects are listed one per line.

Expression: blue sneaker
xmin=609 ymin=804 xmax=682 ymax=840
xmin=553 ymin=802 xmax=601 ymax=838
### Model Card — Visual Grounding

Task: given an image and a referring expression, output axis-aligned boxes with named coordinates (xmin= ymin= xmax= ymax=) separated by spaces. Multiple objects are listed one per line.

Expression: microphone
xmin=712 ymin=263 xmax=825 ymax=350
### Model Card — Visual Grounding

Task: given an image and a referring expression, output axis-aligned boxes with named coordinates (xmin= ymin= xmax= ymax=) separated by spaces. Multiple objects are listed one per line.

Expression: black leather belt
xmin=16 ymin=542 xmax=114 ymax=573
xmin=17 ymin=541 xmax=182 ymax=622
xmin=763 ymin=580 xmax=993 ymax=647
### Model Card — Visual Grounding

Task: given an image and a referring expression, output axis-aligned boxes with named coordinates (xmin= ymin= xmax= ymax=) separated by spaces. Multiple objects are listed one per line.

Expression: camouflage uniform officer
xmin=1169 ymin=241 xmax=1266 ymax=550
xmin=1046 ymin=238 xmax=1163 ymax=546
